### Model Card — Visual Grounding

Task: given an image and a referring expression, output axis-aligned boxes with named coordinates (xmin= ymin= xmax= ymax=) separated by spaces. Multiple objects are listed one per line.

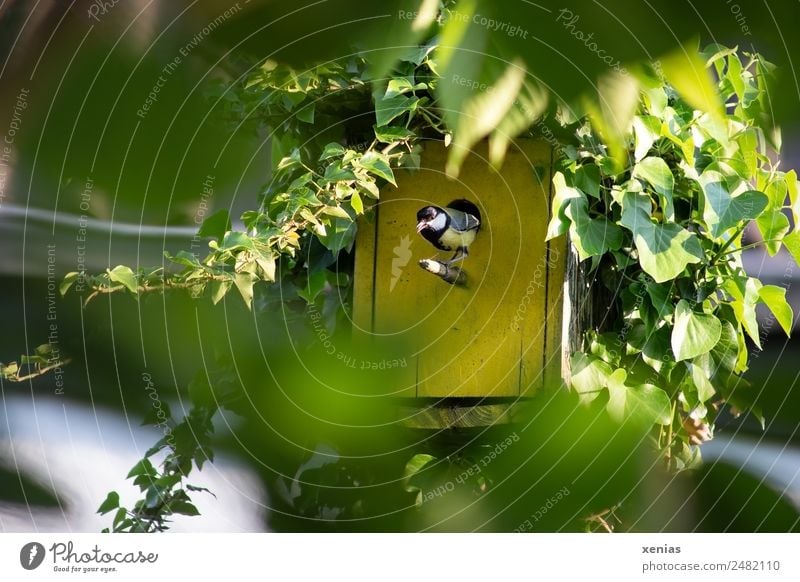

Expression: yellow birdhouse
xmin=353 ymin=140 xmax=566 ymax=422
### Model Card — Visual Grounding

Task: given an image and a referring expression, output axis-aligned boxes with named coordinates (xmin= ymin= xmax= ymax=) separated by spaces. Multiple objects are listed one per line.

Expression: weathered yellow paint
xmin=353 ymin=140 xmax=565 ymax=398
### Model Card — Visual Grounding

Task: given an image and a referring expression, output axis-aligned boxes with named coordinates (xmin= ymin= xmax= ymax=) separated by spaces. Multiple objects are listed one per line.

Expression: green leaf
xmin=646 ymin=281 xmax=674 ymax=319
xmin=170 ymin=500 xmax=200 ymax=516
xmin=127 ymin=459 xmax=156 ymax=479
xmin=403 ymin=453 xmax=436 ymax=492
xmin=632 ymin=115 xmax=661 ymax=162
xmin=210 ymin=279 xmax=232 ymax=305
xmin=756 ymin=210 xmax=790 ymax=255
xmin=356 ymin=151 xmax=396 ymax=186
xmin=758 ymin=285 xmax=793 ymax=336
xmin=632 ymin=157 xmax=675 ymax=220
xmin=374 ymin=94 xmax=419 ymax=127
xmin=606 ymin=369 xmax=672 ymax=425
xmin=374 ymin=125 xmax=415 ymax=143
xmin=620 ymin=207 xmax=703 ymax=283
xmin=166 ymin=250 xmax=201 ymax=268
xmin=97 ymin=491 xmax=120 ymax=515
xmin=317 ymin=213 xmax=357 ymax=254
xmin=350 ymin=191 xmax=364 ymax=215
xmin=724 ymin=277 xmax=762 ymax=347
xmin=546 ymin=172 xmax=583 ymax=239
xmin=197 ymin=209 xmax=232 ymax=242
xmin=384 ymin=77 xmax=426 ymax=98
xmin=565 ymin=198 xmax=623 ymax=260
xmin=319 ymin=142 xmax=345 ymax=161
xmin=219 ymin=231 xmax=255 ymax=252
xmin=295 ymin=102 xmax=315 ymax=123
xmin=785 ymin=170 xmax=800 ymax=226
xmin=60 ymin=272 xmax=81 ymax=296
xmin=574 ymin=164 xmax=600 ymax=199
xmin=690 ymin=359 xmax=716 ymax=403
xmin=298 ymin=269 xmax=328 ymax=303
xmin=700 ymin=171 xmax=768 ymax=237
xmin=782 ymin=230 xmax=800 ymax=266
xmin=233 ymin=272 xmax=257 ymax=309
xmin=321 ymin=205 xmax=352 ymax=219
xmin=107 ymin=265 xmax=138 ymax=294
xmin=671 ymin=300 xmax=722 ymax=361
xmin=570 ymin=352 xmax=613 ymax=405
xmin=660 ymin=40 xmax=724 ymax=121
xmin=322 ymin=162 xmax=356 ymax=183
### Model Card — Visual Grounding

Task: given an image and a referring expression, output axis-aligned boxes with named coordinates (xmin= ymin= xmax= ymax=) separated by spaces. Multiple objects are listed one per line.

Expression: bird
xmin=415 ymin=199 xmax=481 ymax=265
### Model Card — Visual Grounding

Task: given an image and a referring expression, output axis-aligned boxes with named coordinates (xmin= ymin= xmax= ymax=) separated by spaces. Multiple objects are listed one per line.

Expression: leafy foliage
xmin=0 ymin=344 xmax=70 ymax=383
xmin=548 ymin=47 xmax=796 ymax=469
xmin=97 ymin=407 xmax=215 ymax=532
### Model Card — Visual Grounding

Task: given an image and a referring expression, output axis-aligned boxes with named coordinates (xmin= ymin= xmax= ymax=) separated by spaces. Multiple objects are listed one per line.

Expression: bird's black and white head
xmin=416 ymin=205 xmax=448 ymax=234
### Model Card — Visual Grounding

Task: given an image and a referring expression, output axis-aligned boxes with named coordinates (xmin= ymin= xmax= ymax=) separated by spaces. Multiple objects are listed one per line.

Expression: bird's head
xmin=416 ymin=205 xmax=443 ymax=233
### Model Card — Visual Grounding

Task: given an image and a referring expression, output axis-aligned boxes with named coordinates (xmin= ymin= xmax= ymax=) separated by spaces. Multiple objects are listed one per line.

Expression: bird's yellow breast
xmin=438 ymin=227 xmax=477 ymax=250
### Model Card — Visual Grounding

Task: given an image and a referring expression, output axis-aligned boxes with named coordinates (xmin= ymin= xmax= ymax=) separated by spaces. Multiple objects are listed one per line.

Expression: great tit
xmin=415 ymin=199 xmax=481 ymax=265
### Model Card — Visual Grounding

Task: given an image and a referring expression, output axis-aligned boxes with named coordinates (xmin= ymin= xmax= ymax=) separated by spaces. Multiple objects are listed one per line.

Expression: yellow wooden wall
xmin=352 ymin=140 xmax=565 ymax=398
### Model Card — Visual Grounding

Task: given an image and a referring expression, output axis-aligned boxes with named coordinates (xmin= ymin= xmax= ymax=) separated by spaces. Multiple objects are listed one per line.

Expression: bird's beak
xmin=416 ymin=220 xmax=428 ymax=233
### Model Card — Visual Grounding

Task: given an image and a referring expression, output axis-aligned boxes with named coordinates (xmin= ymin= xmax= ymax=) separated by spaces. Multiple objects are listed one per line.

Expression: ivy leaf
xmin=210 ymin=279 xmax=232 ymax=305
xmin=724 ymin=277 xmax=762 ymax=347
xmin=323 ymin=162 xmax=357 ymax=183
xmin=107 ymin=265 xmax=138 ymax=294
xmin=565 ymin=198 xmax=623 ymax=260
xmin=60 ymin=271 xmax=81 ymax=296
xmin=197 ymin=209 xmax=232 ymax=242
xmin=374 ymin=94 xmax=419 ymax=127
xmin=546 ymin=172 xmax=583 ymax=240
xmin=700 ymin=171 xmax=768 ymax=237
xmin=573 ymin=164 xmax=600 ymax=199
xmin=170 ymin=500 xmax=200 ymax=516
xmin=632 ymin=115 xmax=660 ymax=162
xmin=785 ymin=169 xmax=800 ymax=226
xmin=782 ymin=230 xmax=800 ymax=266
xmin=606 ymin=369 xmax=672 ymax=425
xmin=646 ymin=281 xmax=674 ymax=319
xmin=690 ymin=359 xmax=717 ymax=403
xmin=632 ymin=156 xmax=675 ymax=220
xmin=570 ymin=352 xmax=613 ymax=405
xmin=317 ymin=215 xmax=356 ymax=254
xmin=220 ymin=231 xmax=255 ymax=252
xmin=620 ymin=207 xmax=703 ymax=283
xmin=758 ymin=285 xmax=793 ymax=336
xmin=350 ymin=191 xmax=364 ymax=215
xmin=660 ymin=40 xmax=724 ymax=122
xmin=165 ymin=250 xmax=201 ymax=268
xmin=403 ymin=453 xmax=437 ymax=507
xmin=97 ymin=491 xmax=120 ymax=515
xmin=127 ymin=459 xmax=156 ymax=479
xmin=755 ymin=209 xmax=790 ymax=255
xmin=374 ymin=125 xmax=414 ymax=143
xmin=356 ymin=151 xmax=396 ymax=186
xmin=319 ymin=142 xmax=345 ymax=161
xmin=671 ymin=300 xmax=722 ymax=361
xmin=403 ymin=453 xmax=436 ymax=492
xmin=233 ymin=272 xmax=258 ymax=309
xmin=321 ymin=205 xmax=352 ymax=219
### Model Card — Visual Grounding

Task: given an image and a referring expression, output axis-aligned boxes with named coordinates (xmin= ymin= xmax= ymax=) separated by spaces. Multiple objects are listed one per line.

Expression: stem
xmin=665 ymin=399 xmax=678 ymax=463
xmin=709 ymin=224 xmax=747 ymax=265
xmin=714 ymin=237 xmax=787 ymax=260
xmin=8 ymin=358 xmax=73 ymax=382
